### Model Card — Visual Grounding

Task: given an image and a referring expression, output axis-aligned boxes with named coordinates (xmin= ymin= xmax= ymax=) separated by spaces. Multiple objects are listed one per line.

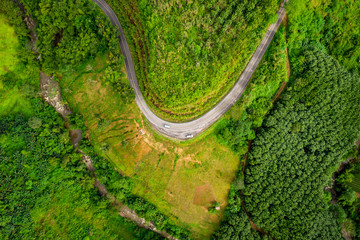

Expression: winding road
xmin=92 ymin=0 xmax=288 ymax=140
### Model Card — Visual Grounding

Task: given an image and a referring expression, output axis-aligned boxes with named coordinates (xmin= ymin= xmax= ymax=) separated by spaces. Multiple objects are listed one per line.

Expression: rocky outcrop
xmin=39 ymin=72 xmax=72 ymax=119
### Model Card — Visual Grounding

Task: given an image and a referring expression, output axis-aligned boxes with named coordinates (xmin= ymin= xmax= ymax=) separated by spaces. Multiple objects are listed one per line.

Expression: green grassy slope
xmin=0 ymin=18 xmax=19 ymax=75
xmin=108 ymin=0 xmax=282 ymax=121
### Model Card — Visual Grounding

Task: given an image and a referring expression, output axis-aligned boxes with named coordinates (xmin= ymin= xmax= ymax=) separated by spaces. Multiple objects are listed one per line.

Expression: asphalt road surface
xmin=92 ymin=0 xmax=288 ymax=140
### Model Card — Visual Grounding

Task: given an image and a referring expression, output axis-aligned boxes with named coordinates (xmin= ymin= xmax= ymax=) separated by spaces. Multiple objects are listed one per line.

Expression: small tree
xmin=28 ymin=117 xmax=42 ymax=129
xmin=209 ymin=201 xmax=221 ymax=214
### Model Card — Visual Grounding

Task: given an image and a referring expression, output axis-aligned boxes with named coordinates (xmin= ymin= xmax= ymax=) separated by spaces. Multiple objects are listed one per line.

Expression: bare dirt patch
xmin=176 ymin=154 xmax=201 ymax=171
xmin=142 ymin=133 xmax=170 ymax=154
xmin=133 ymin=140 xmax=152 ymax=164
xmin=193 ymin=184 xmax=216 ymax=206
xmin=69 ymin=129 xmax=82 ymax=147
xmin=74 ymin=92 xmax=85 ymax=103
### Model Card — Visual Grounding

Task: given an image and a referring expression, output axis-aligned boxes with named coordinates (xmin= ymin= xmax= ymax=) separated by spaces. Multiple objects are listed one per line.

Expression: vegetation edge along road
xmin=92 ymin=0 xmax=288 ymax=140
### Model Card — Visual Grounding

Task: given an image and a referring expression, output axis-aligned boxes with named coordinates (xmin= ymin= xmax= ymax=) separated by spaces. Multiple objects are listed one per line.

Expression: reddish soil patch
xmin=209 ymin=213 xmax=220 ymax=223
xmin=2 ymin=66 xmax=10 ymax=73
xmin=133 ymin=139 xmax=152 ymax=164
xmin=193 ymin=184 xmax=216 ymax=206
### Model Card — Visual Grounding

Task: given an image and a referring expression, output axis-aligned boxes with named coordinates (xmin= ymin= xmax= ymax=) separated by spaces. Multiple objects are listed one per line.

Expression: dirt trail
xmin=13 ymin=1 xmax=176 ymax=239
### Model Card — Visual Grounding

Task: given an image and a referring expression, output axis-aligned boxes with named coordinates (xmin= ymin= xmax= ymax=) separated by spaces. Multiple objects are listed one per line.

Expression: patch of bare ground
xmin=142 ymin=135 xmax=169 ymax=154
xmin=132 ymin=140 xmax=152 ymax=164
xmin=69 ymin=129 xmax=82 ymax=147
xmin=178 ymin=154 xmax=201 ymax=170
xmin=40 ymin=72 xmax=71 ymax=120
xmin=193 ymin=184 xmax=216 ymax=206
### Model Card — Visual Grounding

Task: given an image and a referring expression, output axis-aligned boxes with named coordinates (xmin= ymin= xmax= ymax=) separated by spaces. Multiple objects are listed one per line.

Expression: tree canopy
xmin=214 ymin=48 xmax=360 ymax=239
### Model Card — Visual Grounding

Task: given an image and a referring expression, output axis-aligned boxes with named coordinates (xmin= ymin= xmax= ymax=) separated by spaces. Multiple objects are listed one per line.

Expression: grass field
xmin=0 ymin=18 xmax=33 ymax=117
xmin=59 ymin=53 xmax=241 ymax=239
xmin=0 ymin=17 xmax=19 ymax=75
xmin=107 ymin=0 xmax=282 ymax=122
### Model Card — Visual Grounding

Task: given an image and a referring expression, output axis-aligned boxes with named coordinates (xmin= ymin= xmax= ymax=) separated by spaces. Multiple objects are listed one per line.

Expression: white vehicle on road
xmin=164 ymin=124 xmax=170 ymax=128
xmin=186 ymin=134 xmax=193 ymax=138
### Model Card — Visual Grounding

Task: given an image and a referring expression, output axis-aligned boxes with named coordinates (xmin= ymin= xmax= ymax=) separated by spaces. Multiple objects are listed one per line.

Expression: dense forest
xmin=215 ymin=49 xmax=360 ymax=239
xmin=108 ymin=0 xmax=282 ymax=121
xmin=22 ymin=0 xmax=110 ymax=72
xmin=215 ymin=1 xmax=360 ymax=239
xmin=9 ymin=0 xmax=133 ymax=99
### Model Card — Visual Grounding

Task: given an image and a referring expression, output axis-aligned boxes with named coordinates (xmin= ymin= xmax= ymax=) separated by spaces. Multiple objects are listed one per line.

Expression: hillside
xmin=107 ymin=0 xmax=282 ymax=121
xmin=2 ymin=0 xmax=360 ymax=239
